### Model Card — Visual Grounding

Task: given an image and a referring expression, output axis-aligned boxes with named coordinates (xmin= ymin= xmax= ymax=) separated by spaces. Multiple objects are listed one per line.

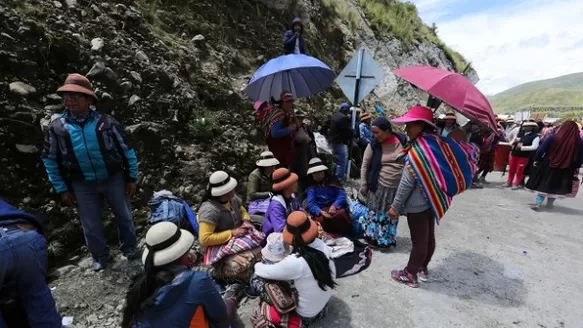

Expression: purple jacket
xmin=262 ymin=195 xmax=302 ymax=236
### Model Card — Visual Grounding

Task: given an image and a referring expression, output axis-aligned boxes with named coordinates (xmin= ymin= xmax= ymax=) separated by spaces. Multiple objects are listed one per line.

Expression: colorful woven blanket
xmin=203 ymin=224 xmax=265 ymax=265
xmin=400 ymin=134 xmax=477 ymax=222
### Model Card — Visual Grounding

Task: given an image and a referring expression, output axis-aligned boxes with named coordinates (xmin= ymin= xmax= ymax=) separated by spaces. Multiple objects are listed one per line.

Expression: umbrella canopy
xmin=393 ymin=66 xmax=499 ymax=133
xmin=245 ymin=54 xmax=335 ymax=102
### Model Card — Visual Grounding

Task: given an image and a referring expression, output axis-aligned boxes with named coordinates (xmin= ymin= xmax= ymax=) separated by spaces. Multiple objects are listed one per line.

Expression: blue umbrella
xmin=244 ymin=54 xmax=336 ymax=101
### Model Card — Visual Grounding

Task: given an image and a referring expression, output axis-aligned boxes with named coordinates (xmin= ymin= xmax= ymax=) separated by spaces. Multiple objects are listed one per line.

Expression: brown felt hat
xmin=283 ymin=211 xmax=319 ymax=245
xmin=57 ymin=73 xmax=98 ymax=100
xmin=271 ymin=168 xmax=298 ymax=192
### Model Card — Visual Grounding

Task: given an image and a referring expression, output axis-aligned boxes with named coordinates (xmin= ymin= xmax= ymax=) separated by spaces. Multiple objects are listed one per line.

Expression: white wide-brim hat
xmin=306 ymin=157 xmax=328 ymax=175
xmin=522 ymin=121 xmax=538 ymax=128
xmin=209 ymin=171 xmax=238 ymax=197
xmin=142 ymin=222 xmax=195 ymax=267
xmin=256 ymin=151 xmax=280 ymax=167
xmin=261 ymin=232 xmax=292 ymax=262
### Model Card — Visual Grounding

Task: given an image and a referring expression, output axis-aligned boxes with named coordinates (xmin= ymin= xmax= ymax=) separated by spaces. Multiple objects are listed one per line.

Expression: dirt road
xmin=240 ymin=174 xmax=583 ymax=328
xmin=52 ymin=174 xmax=582 ymax=328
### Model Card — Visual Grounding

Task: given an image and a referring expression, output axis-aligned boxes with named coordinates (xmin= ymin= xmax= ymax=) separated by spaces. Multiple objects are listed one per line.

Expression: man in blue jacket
xmin=41 ymin=73 xmax=139 ymax=271
xmin=283 ymin=17 xmax=307 ymax=55
xmin=0 ymin=199 xmax=62 ymax=327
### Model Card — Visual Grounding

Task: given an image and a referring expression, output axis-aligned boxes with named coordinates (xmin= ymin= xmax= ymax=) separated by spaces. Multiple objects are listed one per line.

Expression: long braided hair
xmin=286 ymin=216 xmax=337 ymax=291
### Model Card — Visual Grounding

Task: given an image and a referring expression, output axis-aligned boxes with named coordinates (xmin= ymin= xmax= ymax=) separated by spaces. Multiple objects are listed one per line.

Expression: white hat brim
xmin=141 ymin=229 xmax=195 ymax=267
xmin=256 ymin=158 xmax=280 ymax=167
xmin=306 ymin=164 xmax=328 ymax=175
xmin=211 ymin=177 xmax=238 ymax=197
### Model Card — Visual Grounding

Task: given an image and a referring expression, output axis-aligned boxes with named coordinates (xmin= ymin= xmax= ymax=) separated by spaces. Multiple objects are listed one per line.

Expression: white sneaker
xmin=418 ymin=270 xmax=430 ymax=282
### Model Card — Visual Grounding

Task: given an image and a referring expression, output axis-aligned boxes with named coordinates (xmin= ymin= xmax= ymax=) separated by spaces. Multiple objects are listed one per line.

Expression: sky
xmin=410 ymin=0 xmax=583 ymax=95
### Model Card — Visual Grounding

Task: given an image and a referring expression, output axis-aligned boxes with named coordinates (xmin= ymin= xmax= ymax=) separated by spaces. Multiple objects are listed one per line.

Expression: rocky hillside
xmin=0 ymin=0 xmax=475 ymax=264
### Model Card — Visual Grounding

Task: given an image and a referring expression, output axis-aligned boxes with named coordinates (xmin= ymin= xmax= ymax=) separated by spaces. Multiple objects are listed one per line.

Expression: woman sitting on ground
xmin=263 ymin=168 xmax=302 ymax=236
xmin=305 ymin=158 xmax=352 ymax=236
xmin=360 ymin=116 xmax=406 ymax=247
xmin=247 ymin=151 xmax=280 ymax=226
xmin=198 ymin=171 xmax=253 ymax=247
xmin=121 ymin=222 xmax=245 ymax=328
xmin=526 ymin=120 xmax=583 ymax=211
xmin=253 ymin=211 xmax=337 ymax=326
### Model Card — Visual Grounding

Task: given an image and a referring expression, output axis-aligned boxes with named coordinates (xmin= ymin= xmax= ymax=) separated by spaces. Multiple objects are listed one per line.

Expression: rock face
xmin=0 ymin=0 xmax=476 ymax=265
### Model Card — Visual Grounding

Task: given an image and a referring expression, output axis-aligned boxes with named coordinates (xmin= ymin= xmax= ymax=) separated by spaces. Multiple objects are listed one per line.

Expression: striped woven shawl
xmin=400 ymin=133 xmax=478 ymax=222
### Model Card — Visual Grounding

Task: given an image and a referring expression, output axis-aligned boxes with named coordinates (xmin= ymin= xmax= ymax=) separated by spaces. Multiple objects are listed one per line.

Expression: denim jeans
xmin=331 ymin=143 xmax=348 ymax=181
xmin=72 ymin=173 xmax=137 ymax=262
xmin=0 ymin=228 xmax=62 ymax=327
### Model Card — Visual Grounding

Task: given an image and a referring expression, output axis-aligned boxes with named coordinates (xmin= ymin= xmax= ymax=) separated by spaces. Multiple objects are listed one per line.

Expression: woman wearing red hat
xmin=388 ymin=105 xmax=477 ymax=288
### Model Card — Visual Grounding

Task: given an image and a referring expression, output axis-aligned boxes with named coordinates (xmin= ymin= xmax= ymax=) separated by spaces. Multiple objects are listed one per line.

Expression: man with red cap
xmin=41 ymin=73 xmax=139 ymax=271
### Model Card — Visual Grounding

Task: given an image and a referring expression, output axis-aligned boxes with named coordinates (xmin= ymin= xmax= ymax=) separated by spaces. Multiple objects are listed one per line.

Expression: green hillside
xmin=489 ymin=72 xmax=583 ymax=113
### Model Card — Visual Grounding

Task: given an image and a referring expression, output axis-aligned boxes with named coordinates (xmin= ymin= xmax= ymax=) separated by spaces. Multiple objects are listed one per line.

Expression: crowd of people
xmin=2 ymin=17 xmax=582 ymax=328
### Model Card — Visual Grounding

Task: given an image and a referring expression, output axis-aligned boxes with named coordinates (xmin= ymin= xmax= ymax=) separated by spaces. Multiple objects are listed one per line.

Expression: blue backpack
xmin=148 ymin=195 xmax=199 ymax=234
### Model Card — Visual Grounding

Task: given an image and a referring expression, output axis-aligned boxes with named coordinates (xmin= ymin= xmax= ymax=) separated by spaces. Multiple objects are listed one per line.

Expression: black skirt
xmin=526 ymin=161 xmax=576 ymax=196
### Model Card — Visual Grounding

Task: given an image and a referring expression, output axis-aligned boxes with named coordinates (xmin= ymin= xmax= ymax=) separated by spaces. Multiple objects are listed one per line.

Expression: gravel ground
xmin=302 ymin=173 xmax=583 ymax=328
xmin=53 ymin=174 xmax=583 ymax=328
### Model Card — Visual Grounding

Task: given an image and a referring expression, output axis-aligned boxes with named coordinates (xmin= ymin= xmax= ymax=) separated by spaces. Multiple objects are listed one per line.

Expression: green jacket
xmin=246 ymin=168 xmax=272 ymax=203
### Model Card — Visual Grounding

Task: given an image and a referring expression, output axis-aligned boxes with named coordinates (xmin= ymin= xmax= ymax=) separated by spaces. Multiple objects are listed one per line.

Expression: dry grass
xmin=321 ymin=0 xmax=361 ymax=29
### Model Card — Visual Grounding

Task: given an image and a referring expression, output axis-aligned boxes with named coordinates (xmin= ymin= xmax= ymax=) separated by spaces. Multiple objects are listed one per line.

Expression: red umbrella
xmin=393 ymin=66 xmax=499 ymax=133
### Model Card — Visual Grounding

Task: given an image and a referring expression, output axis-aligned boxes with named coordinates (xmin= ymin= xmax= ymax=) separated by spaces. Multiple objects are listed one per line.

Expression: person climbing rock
xmin=0 ymin=200 xmax=62 ymax=328
xmin=41 ymin=73 xmax=139 ymax=271
xmin=283 ymin=17 xmax=306 ymax=55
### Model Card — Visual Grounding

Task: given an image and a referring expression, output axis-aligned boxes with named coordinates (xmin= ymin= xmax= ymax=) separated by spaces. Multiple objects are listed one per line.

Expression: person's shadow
xmin=424 ymin=251 xmax=527 ymax=307
xmin=311 ymin=296 xmax=354 ymax=328
xmin=546 ymin=205 xmax=583 ymax=216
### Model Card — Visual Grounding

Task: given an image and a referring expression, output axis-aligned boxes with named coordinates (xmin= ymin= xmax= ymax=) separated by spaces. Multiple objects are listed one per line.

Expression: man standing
xmin=358 ymin=112 xmax=373 ymax=152
xmin=437 ymin=112 xmax=460 ymax=137
xmin=282 ymin=18 xmax=306 ymax=55
xmin=328 ymin=102 xmax=353 ymax=181
xmin=0 ymin=200 xmax=62 ymax=327
xmin=41 ymin=73 xmax=139 ymax=271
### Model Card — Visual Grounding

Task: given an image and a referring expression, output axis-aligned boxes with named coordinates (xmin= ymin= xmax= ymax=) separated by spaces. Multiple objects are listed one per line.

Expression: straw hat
xmin=391 ymin=104 xmax=437 ymax=130
xmin=256 ymin=151 xmax=280 ymax=167
xmin=208 ymin=171 xmax=238 ymax=197
xmin=306 ymin=157 xmax=328 ymax=175
xmin=272 ymin=168 xmax=299 ymax=192
xmin=141 ymin=222 xmax=195 ymax=267
xmin=443 ymin=112 xmax=457 ymax=120
xmin=261 ymin=232 xmax=292 ymax=263
xmin=57 ymin=73 xmax=98 ymax=100
xmin=283 ymin=211 xmax=319 ymax=245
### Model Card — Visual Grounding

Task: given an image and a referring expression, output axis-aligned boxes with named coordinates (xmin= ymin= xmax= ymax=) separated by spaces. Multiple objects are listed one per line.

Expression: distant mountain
xmin=488 ymin=72 xmax=583 ymax=113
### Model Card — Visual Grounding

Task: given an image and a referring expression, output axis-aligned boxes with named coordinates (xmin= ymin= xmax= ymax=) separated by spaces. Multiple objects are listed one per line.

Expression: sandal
xmin=391 ymin=269 xmax=418 ymax=288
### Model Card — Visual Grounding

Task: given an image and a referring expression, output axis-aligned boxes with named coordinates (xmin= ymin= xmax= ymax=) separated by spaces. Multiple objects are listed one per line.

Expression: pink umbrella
xmin=393 ymin=66 xmax=499 ymax=134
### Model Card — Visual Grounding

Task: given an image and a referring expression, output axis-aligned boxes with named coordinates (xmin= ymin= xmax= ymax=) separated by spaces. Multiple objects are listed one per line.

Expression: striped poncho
xmin=399 ymin=133 xmax=478 ymax=222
